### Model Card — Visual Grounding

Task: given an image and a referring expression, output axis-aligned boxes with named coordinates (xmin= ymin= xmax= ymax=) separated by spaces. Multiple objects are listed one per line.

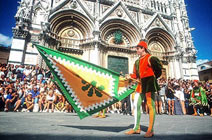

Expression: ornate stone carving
xmin=129 ymin=11 xmax=137 ymax=21
xmin=151 ymin=44 xmax=161 ymax=52
xmin=70 ymin=0 xmax=78 ymax=9
xmin=116 ymin=9 xmax=123 ymax=17
xmin=15 ymin=0 xmax=32 ymax=31
xmin=35 ymin=0 xmax=50 ymax=11
xmin=68 ymin=29 xmax=75 ymax=37
xmin=12 ymin=28 xmax=29 ymax=39
xmin=102 ymin=5 xmax=109 ymax=14
xmin=144 ymin=14 xmax=150 ymax=20
xmin=30 ymin=35 xmax=40 ymax=43
xmin=84 ymin=1 xmax=93 ymax=12
xmin=15 ymin=0 xmax=31 ymax=19
xmin=143 ymin=0 xmax=151 ymax=9
xmin=179 ymin=31 xmax=184 ymax=41
xmin=151 ymin=18 xmax=162 ymax=28
xmin=41 ymin=22 xmax=50 ymax=33
xmin=155 ymin=18 xmax=160 ymax=26
xmin=32 ymin=0 xmax=51 ymax=23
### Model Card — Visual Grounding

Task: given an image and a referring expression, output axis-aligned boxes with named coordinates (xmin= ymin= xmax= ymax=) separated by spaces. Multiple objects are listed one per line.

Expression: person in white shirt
xmin=46 ymin=90 xmax=56 ymax=113
xmin=175 ymin=86 xmax=186 ymax=115
xmin=23 ymin=66 xmax=32 ymax=81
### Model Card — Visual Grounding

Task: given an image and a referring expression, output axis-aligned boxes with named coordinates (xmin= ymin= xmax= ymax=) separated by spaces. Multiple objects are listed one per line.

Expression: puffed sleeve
xmin=149 ymin=56 xmax=162 ymax=79
xmin=130 ymin=59 xmax=140 ymax=79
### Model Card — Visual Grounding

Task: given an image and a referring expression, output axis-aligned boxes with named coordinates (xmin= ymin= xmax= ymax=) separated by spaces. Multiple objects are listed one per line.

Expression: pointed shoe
xmin=125 ymin=129 xmax=141 ymax=135
xmin=144 ymin=132 xmax=154 ymax=138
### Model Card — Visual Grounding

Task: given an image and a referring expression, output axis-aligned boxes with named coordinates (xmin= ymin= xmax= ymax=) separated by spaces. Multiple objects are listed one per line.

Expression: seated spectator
xmin=25 ymin=93 xmax=34 ymax=112
xmin=6 ymin=67 xmax=13 ymax=79
xmin=16 ymin=69 xmax=23 ymax=80
xmin=46 ymin=90 xmax=56 ymax=113
xmin=20 ymin=78 xmax=28 ymax=86
xmin=55 ymin=95 xmax=65 ymax=112
xmin=23 ymin=66 xmax=32 ymax=81
xmin=0 ymin=74 xmax=5 ymax=85
xmin=31 ymin=85 xmax=40 ymax=104
xmin=9 ymin=73 xmax=16 ymax=83
xmin=4 ymin=88 xmax=17 ymax=112
xmin=39 ymin=83 xmax=46 ymax=93
xmin=13 ymin=86 xmax=25 ymax=112
xmin=65 ymin=101 xmax=73 ymax=113
xmin=16 ymin=65 xmax=24 ymax=74
xmin=37 ymin=68 xmax=44 ymax=82
xmin=4 ymin=77 xmax=11 ymax=87
xmin=0 ymin=67 xmax=5 ymax=85
xmin=44 ymin=67 xmax=51 ymax=79
xmin=38 ymin=91 xmax=47 ymax=112
xmin=30 ymin=66 xmax=36 ymax=78
xmin=14 ymin=79 xmax=20 ymax=89
xmin=0 ymin=87 xmax=5 ymax=111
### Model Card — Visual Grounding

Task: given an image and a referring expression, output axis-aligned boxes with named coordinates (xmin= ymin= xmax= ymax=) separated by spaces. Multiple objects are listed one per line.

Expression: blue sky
xmin=185 ymin=0 xmax=212 ymax=64
xmin=0 ymin=0 xmax=212 ymax=64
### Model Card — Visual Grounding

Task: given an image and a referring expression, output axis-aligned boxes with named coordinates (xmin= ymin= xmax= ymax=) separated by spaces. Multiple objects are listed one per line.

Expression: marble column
xmin=8 ymin=28 xmax=29 ymax=65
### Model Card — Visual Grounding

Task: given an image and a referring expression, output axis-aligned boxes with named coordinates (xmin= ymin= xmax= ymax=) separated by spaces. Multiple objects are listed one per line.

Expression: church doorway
xmin=107 ymin=56 xmax=128 ymax=75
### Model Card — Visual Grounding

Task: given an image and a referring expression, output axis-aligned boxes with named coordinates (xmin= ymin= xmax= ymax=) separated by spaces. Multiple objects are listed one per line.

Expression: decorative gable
xmin=50 ymin=0 xmax=94 ymax=22
xmin=144 ymin=13 xmax=172 ymax=33
xmin=84 ymin=0 xmax=94 ymax=14
xmin=53 ymin=0 xmax=65 ymax=7
xmin=102 ymin=5 xmax=111 ymax=14
xmin=99 ymin=1 xmax=139 ymax=30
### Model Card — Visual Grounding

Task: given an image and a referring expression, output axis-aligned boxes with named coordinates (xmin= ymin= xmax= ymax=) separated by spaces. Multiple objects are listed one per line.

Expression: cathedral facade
xmin=8 ymin=0 xmax=199 ymax=80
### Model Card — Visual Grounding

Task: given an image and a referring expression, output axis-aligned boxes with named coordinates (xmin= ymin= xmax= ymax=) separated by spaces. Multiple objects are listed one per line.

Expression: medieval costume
xmin=125 ymin=41 xmax=162 ymax=138
xmin=190 ymin=80 xmax=208 ymax=116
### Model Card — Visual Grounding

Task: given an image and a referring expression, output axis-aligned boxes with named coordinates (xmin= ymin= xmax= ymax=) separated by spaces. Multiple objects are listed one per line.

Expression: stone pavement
xmin=0 ymin=112 xmax=212 ymax=140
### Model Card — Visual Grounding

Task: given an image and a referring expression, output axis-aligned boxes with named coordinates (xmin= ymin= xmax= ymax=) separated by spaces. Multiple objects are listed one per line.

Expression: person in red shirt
xmin=125 ymin=40 xmax=162 ymax=138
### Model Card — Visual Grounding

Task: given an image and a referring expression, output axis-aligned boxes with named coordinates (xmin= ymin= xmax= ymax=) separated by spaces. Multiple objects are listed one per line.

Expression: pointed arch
xmin=100 ymin=19 xmax=141 ymax=46
xmin=99 ymin=1 xmax=140 ymax=30
xmin=146 ymin=28 xmax=175 ymax=51
xmin=145 ymin=27 xmax=176 ymax=59
xmin=49 ymin=9 xmax=94 ymax=39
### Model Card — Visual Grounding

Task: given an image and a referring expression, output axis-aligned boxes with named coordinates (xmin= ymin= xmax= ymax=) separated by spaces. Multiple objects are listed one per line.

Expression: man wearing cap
xmin=190 ymin=80 xmax=208 ymax=116
xmin=125 ymin=40 xmax=162 ymax=138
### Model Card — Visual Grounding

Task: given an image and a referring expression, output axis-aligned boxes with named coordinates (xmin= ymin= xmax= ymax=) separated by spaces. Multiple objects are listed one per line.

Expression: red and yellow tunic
xmin=130 ymin=54 xmax=161 ymax=94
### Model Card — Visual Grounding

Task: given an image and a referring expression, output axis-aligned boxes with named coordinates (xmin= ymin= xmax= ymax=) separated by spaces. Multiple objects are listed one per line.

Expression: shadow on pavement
xmin=58 ymin=124 xmax=148 ymax=133
xmin=1 ymin=133 xmax=211 ymax=140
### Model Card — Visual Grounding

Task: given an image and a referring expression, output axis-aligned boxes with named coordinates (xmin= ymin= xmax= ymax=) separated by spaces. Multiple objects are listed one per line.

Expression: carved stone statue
xmin=34 ymin=0 xmax=50 ymax=11
xmin=33 ymin=0 xmax=51 ymax=23
xmin=15 ymin=0 xmax=31 ymax=19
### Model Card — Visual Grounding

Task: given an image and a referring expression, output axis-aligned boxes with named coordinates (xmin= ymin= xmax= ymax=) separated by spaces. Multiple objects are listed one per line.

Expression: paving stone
xmin=0 ymin=112 xmax=211 ymax=140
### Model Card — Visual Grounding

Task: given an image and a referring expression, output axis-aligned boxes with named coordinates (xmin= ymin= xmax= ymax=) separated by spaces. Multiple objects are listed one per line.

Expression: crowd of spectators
xmin=108 ymin=77 xmax=212 ymax=117
xmin=156 ymin=78 xmax=212 ymax=116
xmin=0 ymin=63 xmax=212 ymax=117
xmin=0 ymin=63 xmax=73 ymax=113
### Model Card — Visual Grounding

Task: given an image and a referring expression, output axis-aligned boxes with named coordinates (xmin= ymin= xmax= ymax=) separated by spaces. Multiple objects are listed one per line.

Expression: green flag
xmin=35 ymin=44 xmax=137 ymax=119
